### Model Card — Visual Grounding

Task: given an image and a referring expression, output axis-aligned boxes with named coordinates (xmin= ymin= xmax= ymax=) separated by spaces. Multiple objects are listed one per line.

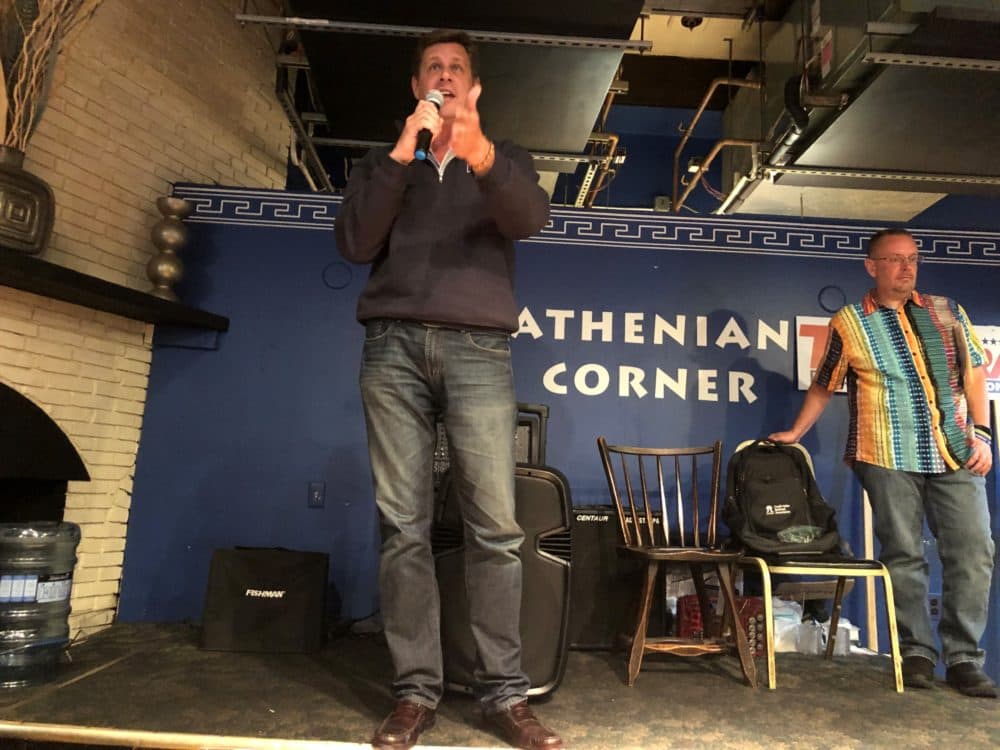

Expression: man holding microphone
xmin=335 ymin=28 xmax=561 ymax=750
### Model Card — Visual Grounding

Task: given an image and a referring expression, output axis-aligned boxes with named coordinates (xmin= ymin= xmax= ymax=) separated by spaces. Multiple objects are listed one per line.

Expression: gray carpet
xmin=0 ymin=623 xmax=996 ymax=749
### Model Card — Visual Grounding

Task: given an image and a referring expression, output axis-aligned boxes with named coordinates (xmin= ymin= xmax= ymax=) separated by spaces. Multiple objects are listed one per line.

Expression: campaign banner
xmin=795 ymin=316 xmax=845 ymax=393
xmin=975 ymin=325 xmax=1000 ymax=401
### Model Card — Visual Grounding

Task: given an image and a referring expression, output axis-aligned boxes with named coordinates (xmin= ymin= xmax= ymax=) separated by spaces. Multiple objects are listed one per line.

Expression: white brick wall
xmin=1 ymin=0 xmax=290 ymax=638
xmin=0 ymin=287 xmax=150 ymax=635
xmin=25 ymin=0 xmax=289 ymax=290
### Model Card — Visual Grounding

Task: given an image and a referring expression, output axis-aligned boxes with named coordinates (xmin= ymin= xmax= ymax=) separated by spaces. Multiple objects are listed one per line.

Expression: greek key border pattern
xmin=174 ymin=185 xmax=341 ymax=231
xmin=173 ymin=185 xmax=1000 ymax=263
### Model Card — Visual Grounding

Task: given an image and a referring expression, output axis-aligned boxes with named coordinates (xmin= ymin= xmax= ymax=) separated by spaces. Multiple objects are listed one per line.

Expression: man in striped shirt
xmin=770 ymin=227 xmax=996 ymax=697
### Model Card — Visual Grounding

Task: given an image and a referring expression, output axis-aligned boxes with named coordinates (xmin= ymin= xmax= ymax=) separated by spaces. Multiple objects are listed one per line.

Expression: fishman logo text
xmin=245 ymin=589 xmax=286 ymax=599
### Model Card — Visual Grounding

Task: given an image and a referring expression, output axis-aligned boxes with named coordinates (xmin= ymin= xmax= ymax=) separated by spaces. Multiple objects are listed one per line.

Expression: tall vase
xmin=0 ymin=146 xmax=55 ymax=255
xmin=146 ymin=196 xmax=192 ymax=302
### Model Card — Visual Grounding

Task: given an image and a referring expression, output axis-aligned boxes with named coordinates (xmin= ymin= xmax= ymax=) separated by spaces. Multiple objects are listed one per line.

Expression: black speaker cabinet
xmin=434 ymin=464 xmax=571 ymax=696
xmin=567 ymin=506 xmax=667 ymax=650
xmin=200 ymin=547 xmax=328 ymax=653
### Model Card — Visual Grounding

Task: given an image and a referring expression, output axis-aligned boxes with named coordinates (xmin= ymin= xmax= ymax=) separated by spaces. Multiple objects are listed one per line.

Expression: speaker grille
xmin=431 ymin=524 xmax=462 ymax=555
xmin=538 ymin=529 xmax=571 ymax=562
xmin=434 ymin=523 xmax=570 ymax=560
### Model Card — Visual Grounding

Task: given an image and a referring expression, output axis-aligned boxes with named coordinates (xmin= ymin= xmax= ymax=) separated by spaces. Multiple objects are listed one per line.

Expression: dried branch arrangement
xmin=0 ymin=0 xmax=104 ymax=151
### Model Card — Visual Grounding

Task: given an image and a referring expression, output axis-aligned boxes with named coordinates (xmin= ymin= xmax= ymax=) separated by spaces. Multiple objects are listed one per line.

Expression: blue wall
xmin=119 ymin=187 xmax=1000 ymax=680
xmin=119 ymin=205 xmax=376 ymax=621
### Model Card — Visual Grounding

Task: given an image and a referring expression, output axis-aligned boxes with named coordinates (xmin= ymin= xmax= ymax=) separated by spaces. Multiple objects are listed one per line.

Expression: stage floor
xmin=0 ymin=623 xmax=997 ymax=750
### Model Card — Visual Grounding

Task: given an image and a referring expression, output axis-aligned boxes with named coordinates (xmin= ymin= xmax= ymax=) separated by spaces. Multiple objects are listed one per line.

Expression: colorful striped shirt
xmin=814 ymin=290 xmax=985 ymax=472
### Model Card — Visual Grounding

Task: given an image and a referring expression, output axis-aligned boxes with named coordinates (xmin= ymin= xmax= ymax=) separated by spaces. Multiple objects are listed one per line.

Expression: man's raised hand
xmin=450 ymin=83 xmax=489 ymax=165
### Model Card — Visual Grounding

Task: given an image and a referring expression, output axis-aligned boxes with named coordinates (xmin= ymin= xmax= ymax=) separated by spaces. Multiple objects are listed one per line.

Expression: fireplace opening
xmin=0 ymin=382 xmax=91 ymax=687
xmin=0 ymin=382 xmax=89 ymax=522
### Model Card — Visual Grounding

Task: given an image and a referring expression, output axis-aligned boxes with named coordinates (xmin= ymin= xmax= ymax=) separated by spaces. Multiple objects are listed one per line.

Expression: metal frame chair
xmin=731 ymin=440 xmax=903 ymax=692
xmin=597 ymin=436 xmax=758 ymax=688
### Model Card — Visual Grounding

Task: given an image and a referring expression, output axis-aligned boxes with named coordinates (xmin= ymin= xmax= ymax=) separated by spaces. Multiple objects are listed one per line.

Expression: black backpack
xmin=723 ymin=441 xmax=843 ymax=558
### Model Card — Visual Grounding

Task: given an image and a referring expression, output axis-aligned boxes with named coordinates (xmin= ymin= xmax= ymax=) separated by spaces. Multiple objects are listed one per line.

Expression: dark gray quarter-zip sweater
xmin=335 ymin=140 xmax=550 ymax=332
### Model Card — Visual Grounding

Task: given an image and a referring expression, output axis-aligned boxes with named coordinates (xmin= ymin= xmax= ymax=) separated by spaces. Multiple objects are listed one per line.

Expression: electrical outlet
xmin=928 ymin=593 xmax=941 ymax=622
xmin=308 ymin=481 xmax=326 ymax=508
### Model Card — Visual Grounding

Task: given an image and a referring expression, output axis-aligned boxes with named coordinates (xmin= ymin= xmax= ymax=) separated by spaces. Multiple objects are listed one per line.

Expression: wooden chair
xmin=596 ymin=436 xmax=758 ymax=688
xmin=730 ymin=440 xmax=903 ymax=692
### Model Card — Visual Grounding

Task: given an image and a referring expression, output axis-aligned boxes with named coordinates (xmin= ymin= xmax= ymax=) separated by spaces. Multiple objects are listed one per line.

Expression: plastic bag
xmin=776 ymin=525 xmax=825 ymax=543
xmin=772 ymin=599 xmax=804 ymax=652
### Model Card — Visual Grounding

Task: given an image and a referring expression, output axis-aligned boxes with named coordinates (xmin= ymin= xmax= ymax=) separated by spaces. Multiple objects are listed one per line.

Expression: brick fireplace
xmin=0 ymin=0 xmax=290 ymax=639
xmin=0 ymin=286 xmax=153 ymax=636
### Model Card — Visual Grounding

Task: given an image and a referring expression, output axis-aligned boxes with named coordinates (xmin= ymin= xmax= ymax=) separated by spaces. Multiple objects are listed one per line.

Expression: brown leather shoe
xmin=371 ymin=699 xmax=436 ymax=750
xmin=485 ymin=700 xmax=563 ymax=749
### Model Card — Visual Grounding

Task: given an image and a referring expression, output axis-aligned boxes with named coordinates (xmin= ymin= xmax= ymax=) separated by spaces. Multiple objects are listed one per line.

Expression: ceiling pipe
xmin=674 ymin=138 xmax=759 ymax=213
xmin=715 ymin=173 xmax=753 ymax=214
xmin=716 ymin=75 xmax=813 ymax=213
xmin=672 ymin=77 xmax=761 ymax=211
xmin=573 ymin=133 xmax=620 ymax=208
xmin=585 ymin=134 xmax=620 ymax=207
xmin=783 ymin=75 xmax=809 ymax=133
xmin=717 ymin=71 xmax=854 ymax=213
xmin=764 ymin=73 xmax=816 ymax=168
xmin=584 ymin=70 xmax=625 ymax=208
xmin=595 ymin=71 xmax=626 ymax=133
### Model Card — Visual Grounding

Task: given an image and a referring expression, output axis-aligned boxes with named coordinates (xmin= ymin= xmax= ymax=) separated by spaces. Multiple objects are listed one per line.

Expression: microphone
xmin=414 ymin=89 xmax=444 ymax=161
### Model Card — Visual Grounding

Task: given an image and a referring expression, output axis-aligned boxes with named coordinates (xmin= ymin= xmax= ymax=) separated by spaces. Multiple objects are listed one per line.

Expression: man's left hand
xmin=450 ymin=83 xmax=489 ymax=165
xmin=966 ymin=438 xmax=993 ymax=476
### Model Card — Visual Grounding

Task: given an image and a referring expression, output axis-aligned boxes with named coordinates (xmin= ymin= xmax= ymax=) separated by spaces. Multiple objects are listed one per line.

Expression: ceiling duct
xmin=715 ymin=1 xmax=1000 ymax=221
xmin=254 ymin=1 xmax=647 ymax=195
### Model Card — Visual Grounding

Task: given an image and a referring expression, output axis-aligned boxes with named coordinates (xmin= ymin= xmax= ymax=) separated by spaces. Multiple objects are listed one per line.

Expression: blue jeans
xmin=359 ymin=319 xmax=529 ymax=712
xmin=853 ymin=461 xmax=995 ymax=667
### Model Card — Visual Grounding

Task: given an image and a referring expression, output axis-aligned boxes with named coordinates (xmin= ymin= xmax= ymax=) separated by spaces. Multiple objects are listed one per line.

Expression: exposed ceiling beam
xmin=238 ymin=15 xmax=652 ymax=51
xmin=641 ymin=1 xmax=793 ymax=21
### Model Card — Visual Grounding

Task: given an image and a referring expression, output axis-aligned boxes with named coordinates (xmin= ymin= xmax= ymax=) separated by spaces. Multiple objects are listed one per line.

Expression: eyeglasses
xmin=870 ymin=254 xmax=921 ymax=266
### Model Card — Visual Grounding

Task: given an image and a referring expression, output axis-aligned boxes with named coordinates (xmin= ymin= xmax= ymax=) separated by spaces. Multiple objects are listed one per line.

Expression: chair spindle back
xmin=597 ymin=437 xmax=723 ymax=550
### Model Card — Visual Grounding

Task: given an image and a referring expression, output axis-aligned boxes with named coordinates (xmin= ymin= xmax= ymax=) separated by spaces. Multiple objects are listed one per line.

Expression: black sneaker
xmin=902 ymin=655 xmax=936 ymax=689
xmin=945 ymin=662 xmax=998 ymax=698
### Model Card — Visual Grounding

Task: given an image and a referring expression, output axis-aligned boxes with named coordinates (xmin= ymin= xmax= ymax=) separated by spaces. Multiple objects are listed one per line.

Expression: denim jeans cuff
xmin=395 ymin=694 xmax=439 ymax=711
xmin=485 ymin=695 xmax=528 ymax=715
xmin=903 ymin=647 xmax=938 ymax=664
xmin=946 ymin=656 xmax=985 ymax=669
